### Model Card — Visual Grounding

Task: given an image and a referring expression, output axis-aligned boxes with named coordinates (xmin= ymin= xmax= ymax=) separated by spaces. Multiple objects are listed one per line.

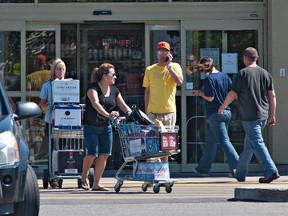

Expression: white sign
xmin=222 ymin=53 xmax=238 ymax=74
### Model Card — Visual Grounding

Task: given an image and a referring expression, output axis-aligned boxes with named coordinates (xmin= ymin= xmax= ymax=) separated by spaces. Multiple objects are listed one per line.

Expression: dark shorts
xmin=83 ymin=125 xmax=113 ymax=157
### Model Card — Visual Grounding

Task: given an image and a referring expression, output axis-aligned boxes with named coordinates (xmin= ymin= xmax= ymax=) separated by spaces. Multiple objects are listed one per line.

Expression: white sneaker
xmin=192 ymin=167 xmax=209 ymax=177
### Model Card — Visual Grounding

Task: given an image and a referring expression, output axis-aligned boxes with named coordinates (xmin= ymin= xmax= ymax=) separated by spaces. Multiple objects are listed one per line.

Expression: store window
xmin=25 ymin=30 xmax=56 ymax=162
xmin=0 ymin=0 xmax=32 ymax=2
xmin=26 ymin=31 xmax=56 ymax=92
xmin=36 ymin=0 xmax=262 ymax=2
xmin=0 ymin=0 xmax=263 ymax=2
xmin=0 ymin=31 xmax=21 ymax=92
xmin=61 ymin=24 xmax=77 ymax=79
xmin=38 ymin=0 xmax=167 ymax=2
xmin=174 ymin=0 xmax=262 ymax=2
xmin=185 ymin=29 xmax=258 ymax=163
xmin=80 ymin=23 xmax=145 ymax=110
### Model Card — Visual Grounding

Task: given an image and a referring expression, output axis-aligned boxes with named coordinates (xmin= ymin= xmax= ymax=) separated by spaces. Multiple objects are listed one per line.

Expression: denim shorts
xmin=83 ymin=125 xmax=113 ymax=157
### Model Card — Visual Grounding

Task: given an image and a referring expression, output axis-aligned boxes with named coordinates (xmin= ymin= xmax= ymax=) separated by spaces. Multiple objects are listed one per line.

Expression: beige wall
xmin=268 ymin=0 xmax=288 ymax=164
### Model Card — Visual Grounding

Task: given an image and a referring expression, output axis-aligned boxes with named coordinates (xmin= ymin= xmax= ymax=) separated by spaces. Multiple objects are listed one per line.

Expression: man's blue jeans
xmin=196 ymin=110 xmax=239 ymax=174
xmin=236 ymin=120 xmax=278 ymax=181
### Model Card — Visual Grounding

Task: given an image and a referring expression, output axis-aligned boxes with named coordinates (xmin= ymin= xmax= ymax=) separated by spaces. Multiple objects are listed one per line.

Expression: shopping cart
xmin=112 ymin=117 xmax=180 ymax=193
xmin=42 ymin=104 xmax=94 ymax=189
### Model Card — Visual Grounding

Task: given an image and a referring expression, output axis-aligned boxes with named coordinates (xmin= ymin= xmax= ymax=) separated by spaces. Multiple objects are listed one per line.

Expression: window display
xmin=80 ymin=23 xmax=145 ymax=110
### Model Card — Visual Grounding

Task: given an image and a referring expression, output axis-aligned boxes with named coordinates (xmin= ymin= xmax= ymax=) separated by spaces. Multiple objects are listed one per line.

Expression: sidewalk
xmin=105 ymin=171 xmax=288 ymax=202
xmin=38 ymin=170 xmax=288 ymax=202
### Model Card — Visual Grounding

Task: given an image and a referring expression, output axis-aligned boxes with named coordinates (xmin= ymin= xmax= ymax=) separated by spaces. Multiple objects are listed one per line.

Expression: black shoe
xmin=259 ymin=172 xmax=280 ymax=183
xmin=230 ymin=169 xmax=245 ymax=182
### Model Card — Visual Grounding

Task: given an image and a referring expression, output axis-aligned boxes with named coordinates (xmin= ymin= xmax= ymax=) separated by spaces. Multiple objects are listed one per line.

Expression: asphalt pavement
xmin=39 ymin=169 xmax=288 ymax=202
xmin=39 ymin=170 xmax=288 ymax=202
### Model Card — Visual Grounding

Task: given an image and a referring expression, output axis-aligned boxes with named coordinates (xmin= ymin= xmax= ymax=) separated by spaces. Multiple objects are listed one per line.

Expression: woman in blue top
xmin=81 ymin=63 xmax=131 ymax=191
xmin=192 ymin=57 xmax=239 ymax=177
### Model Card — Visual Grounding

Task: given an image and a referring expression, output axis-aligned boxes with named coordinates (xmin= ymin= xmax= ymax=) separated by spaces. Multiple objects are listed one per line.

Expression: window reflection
xmin=0 ymin=31 xmax=21 ymax=91
xmin=26 ymin=31 xmax=55 ymax=91
xmin=185 ymin=29 xmax=258 ymax=163
xmin=0 ymin=0 xmax=263 ymax=2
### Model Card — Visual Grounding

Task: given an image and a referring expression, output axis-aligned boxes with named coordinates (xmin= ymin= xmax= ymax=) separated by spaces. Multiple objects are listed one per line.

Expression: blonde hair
xmin=50 ymin=58 xmax=66 ymax=80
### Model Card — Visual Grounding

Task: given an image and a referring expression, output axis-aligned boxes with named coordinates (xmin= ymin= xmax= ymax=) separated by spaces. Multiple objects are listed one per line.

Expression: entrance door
xmin=181 ymin=20 xmax=263 ymax=172
xmin=25 ymin=23 xmax=60 ymax=164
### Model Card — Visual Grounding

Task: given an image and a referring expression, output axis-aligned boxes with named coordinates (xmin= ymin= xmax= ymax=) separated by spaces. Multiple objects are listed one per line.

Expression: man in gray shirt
xmin=218 ymin=47 xmax=279 ymax=183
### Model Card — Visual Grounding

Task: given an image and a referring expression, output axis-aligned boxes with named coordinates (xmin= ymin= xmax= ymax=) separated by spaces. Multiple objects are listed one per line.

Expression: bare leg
xmin=93 ymin=155 xmax=109 ymax=188
xmin=81 ymin=155 xmax=95 ymax=183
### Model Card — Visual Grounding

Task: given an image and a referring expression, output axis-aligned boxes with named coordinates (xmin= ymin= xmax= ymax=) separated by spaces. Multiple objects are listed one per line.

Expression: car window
xmin=0 ymin=90 xmax=9 ymax=116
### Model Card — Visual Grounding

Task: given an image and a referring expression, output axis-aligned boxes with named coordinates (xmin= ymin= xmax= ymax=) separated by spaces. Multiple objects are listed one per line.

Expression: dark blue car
xmin=0 ymin=82 xmax=42 ymax=216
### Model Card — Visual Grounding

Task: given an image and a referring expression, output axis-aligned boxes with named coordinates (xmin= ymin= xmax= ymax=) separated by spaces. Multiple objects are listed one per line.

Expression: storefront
xmin=1 ymin=0 xmax=287 ymax=175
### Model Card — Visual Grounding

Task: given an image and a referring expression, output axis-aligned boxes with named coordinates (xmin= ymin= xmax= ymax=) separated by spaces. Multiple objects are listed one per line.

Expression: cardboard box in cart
xmin=54 ymin=105 xmax=81 ymax=130
xmin=133 ymin=162 xmax=170 ymax=181
xmin=52 ymin=79 xmax=79 ymax=103
xmin=52 ymin=150 xmax=84 ymax=175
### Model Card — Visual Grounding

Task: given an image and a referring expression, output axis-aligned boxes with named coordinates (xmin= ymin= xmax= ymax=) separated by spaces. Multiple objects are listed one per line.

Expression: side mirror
xmin=14 ymin=101 xmax=42 ymax=121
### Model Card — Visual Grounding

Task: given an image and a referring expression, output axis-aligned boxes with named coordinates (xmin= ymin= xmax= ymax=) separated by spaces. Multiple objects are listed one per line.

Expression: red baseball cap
xmin=157 ymin=41 xmax=170 ymax=51
xmin=37 ymin=54 xmax=46 ymax=64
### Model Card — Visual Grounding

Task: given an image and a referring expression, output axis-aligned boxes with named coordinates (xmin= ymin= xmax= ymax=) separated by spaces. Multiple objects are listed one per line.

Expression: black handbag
xmin=126 ymin=105 xmax=154 ymax=125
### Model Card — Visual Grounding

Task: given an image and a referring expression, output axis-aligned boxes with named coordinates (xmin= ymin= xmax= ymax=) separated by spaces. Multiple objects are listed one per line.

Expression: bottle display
xmin=80 ymin=24 xmax=145 ymax=110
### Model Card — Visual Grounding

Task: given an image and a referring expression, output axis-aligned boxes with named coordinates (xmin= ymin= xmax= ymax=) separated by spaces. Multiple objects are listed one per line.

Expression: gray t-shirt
xmin=231 ymin=66 xmax=274 ymax=121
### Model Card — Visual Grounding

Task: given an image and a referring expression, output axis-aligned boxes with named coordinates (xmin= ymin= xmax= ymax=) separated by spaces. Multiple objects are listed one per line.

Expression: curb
xmin=234 ymin=187 xmax=288 ymax=202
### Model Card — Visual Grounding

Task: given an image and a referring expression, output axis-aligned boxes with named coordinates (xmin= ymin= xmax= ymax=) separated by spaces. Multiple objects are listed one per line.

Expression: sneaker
xmin=192 ymin=167 xmax=209 ymax=177
xmin=259 ymin=172 xmax=280 ymax=183
xmin=229 ymin=169 xmax=245 ymax=182
xmin=229 ymin=169 xmax=237 ymax=178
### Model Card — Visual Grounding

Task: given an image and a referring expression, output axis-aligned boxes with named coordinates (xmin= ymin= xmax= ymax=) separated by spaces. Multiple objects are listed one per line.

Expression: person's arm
xmin=144 ymin=87 xmax=150 ymax=114
xmin=87 ymin=89 xmax=118 ymax=118
xmin=166 ymin=64 xmax=183 ymax=85
xmin=116 ymin=93 xmax=132 ymax=114
xmin=40 ymin=98 xmax=48 ymax=110
xmin=218 ymin=90 xmax=237 ymax=113
xmin=267 ymin=90 xmax=276 ymax=127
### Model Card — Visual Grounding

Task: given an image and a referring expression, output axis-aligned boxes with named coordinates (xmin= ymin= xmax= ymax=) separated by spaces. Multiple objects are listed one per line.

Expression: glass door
xmin=25 ymin=24 xmax=60 ymax=164
xmin=181 ymin=20 xmax=263 ymax=172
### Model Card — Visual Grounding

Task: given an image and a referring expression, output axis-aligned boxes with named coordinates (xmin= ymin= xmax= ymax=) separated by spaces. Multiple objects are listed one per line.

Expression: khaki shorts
xmin=148 ymin=112 xmax=176 ymax=126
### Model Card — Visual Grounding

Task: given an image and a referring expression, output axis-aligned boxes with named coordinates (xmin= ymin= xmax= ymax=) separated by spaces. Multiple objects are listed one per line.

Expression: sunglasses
xmin=106 ymin=73 xmax=116 ymax=77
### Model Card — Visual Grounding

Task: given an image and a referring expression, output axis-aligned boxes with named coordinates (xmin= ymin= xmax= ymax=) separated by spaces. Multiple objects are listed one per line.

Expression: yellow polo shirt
xmin=143 ymin=62 xmax=182 ymax=113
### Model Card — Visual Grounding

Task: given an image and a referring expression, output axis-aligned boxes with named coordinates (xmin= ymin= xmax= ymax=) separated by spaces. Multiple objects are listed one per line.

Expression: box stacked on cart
xmin=54 ymin=105 xmax=82 ymax=130
xmin=133 ymin=162 xmax=170 ymax=181
xmin=51 ymin=79 xmax=82 ymax=130
xmin=52 ymin=79 xmax=80 ymax=104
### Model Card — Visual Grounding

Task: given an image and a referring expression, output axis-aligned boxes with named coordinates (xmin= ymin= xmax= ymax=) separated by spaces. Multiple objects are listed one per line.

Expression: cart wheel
xmin=58 ymin=178 xmax=63 ymax=189
xmin=153 ymin=184 xmax=160 ymax=194
xmin=88 ymin=168 xmax=95 ymax=188
xmin=165 ymin=185 xmax=173 ymax=193
xmin=42 ymin=169 xmax=49 ymax=189
xmin=114 ymin=180 xmax=123 ymax=193
xmin=49 ymin=177 xmax=59 ymax=188
xmin=141 ymin=183 xmax=148 ymax=192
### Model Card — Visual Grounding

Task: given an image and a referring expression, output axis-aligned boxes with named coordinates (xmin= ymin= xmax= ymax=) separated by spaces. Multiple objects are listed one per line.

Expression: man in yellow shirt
xmin=26 ymin=54 xmax=51 ymax=91
xmin=143 ymin=41 xmax=183 ymax=162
